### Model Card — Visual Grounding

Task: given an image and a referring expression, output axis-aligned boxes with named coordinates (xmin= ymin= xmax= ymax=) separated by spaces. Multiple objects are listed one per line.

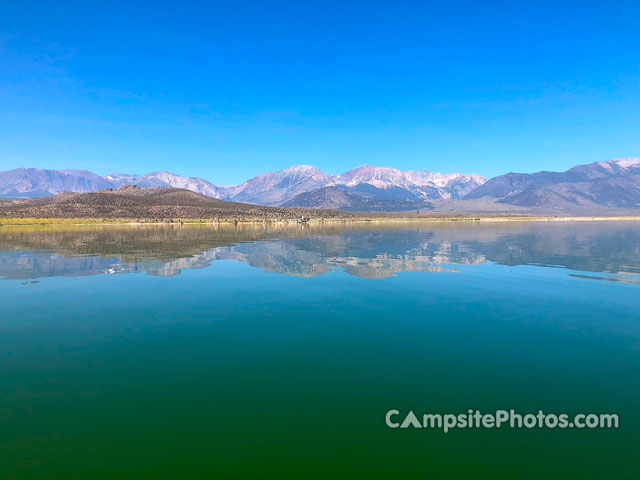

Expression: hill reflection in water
xmin=0 ymin=221 xmax=639 ymax=280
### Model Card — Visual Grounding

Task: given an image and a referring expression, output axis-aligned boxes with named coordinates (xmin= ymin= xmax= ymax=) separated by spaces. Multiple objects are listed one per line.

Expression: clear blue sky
xmin=1 ymin=1 xmax=639 ymax=185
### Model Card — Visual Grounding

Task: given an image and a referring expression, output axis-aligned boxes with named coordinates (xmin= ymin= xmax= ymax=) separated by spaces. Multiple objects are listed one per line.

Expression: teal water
xmin=0 ymin=222 xmax=638 ymax=479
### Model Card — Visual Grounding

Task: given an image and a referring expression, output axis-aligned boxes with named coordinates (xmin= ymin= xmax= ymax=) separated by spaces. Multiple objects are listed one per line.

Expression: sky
xmin=0 ymin=0 xmax=639 ymax=185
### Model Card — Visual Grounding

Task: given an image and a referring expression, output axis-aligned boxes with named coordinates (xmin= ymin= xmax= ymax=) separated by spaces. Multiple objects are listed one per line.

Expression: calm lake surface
xmin=0 ymin=221 xmax=639 ymax=479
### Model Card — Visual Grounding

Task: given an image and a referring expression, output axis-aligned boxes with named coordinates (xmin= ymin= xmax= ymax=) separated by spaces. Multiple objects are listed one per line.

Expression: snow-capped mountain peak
xmin=333 ymin=164 xmax=486 ymax=197
xmin=1 ymin=163 xmax=487 ymax=205
xmin=608 ymin=158 xmax=640 ymax=168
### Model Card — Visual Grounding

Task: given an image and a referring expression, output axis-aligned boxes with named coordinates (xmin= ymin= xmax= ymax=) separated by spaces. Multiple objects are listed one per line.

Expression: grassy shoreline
xmin=1 ymin=215 xmax=639 ymax=226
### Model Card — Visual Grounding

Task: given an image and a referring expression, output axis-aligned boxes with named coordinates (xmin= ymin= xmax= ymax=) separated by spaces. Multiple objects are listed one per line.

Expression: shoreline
xmin=1 ymin=215 xmax=639 ymax=227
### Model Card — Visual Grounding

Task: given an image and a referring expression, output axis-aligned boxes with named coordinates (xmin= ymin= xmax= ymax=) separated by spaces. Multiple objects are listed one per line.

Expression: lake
xmin=0 ymin=221 xmax=638 ymax=478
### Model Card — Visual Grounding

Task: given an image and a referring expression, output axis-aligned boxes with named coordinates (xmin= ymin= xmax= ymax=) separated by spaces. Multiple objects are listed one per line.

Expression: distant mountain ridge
xmin=0 ymin=168 xmax=113 ymax=198
xmin=104 ymin=171 xmax=225 ymax=197
xmin=0 ymin=164 xmax=486 ymax=209
xmin=465 ymin=158 xmax=640 ymax=209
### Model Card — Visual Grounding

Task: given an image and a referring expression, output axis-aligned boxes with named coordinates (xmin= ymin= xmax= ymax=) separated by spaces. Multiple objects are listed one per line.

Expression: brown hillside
xmin=0 ymin=186 xmax=351 ymax=220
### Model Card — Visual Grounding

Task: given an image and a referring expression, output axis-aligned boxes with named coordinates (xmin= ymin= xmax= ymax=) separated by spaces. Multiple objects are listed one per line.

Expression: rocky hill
xmin=0 ymin=185 xmax=350 ymax=220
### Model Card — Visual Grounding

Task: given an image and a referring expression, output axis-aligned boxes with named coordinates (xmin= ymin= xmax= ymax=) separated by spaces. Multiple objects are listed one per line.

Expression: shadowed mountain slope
xmin=282 ymin=184 xmax=435 ymax=211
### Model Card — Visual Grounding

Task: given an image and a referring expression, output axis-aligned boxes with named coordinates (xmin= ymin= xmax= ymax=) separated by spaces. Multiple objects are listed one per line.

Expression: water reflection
xmin=0 ymin=222 xmax=639 ymax=280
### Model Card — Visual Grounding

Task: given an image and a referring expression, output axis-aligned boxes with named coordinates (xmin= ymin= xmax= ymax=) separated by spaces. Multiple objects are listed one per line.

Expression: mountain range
xmin=466 ymin=158 xmax=640 ymax=209
xmin=1 ymin=158 xmax=639 ymax=210
xmin=0 ymin=165 xmax=485 ymax=210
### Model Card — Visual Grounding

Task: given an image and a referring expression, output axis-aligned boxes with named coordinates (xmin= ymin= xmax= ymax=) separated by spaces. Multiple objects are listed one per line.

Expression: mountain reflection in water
xmin=0 ymin=222 xmax=639 ymax=280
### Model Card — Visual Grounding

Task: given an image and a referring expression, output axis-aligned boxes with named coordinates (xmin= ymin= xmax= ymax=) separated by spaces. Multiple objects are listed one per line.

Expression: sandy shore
xmin=1 ymin=215 xmax=639 ymax=226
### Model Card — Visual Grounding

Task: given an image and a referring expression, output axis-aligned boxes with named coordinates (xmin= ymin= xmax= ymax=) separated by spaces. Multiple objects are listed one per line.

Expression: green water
xmin=0 ymin=222 xmax=638 ymax=479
